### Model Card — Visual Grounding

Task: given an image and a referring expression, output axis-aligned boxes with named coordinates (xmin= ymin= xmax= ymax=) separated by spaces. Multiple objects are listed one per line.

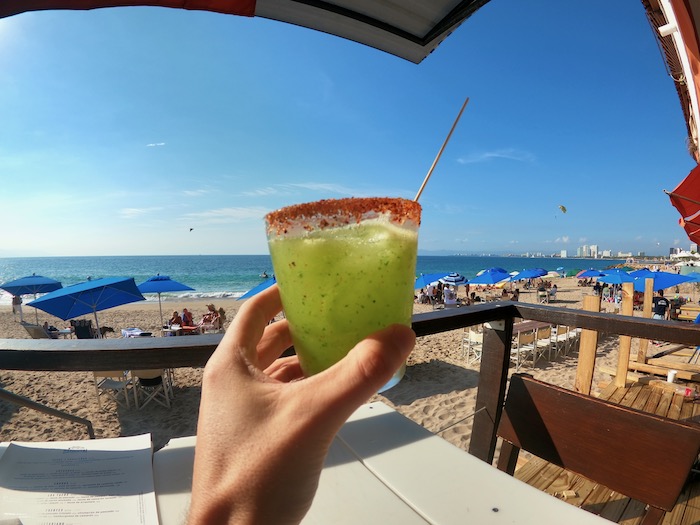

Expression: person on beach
xmin=197 ymin=304 xmax=221 ymax=330
xmin=443 ymin=285 xmax=459 ymax=305
xmin=181 ymin=308 xmax=193 ymax=327
xmin=12 ymin=295 xmax=22 ymax=322
xmin=169 ymin=311 xmax=183 ymax=326
xmin=187 ymin=285 xmax=415 ymax=525
xmin=652 ymin=290 xmax=670 ymax=320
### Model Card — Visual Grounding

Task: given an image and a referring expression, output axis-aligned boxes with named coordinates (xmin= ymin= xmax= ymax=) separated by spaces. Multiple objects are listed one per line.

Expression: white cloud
xmin=184 ymin=206 xmax=269 ymax=224
xmin=183 ymin=189 xmax=209 ymax=197
xmin=146 ymin=142 xmax=166 ymax=147
xmin=241 ymin=187 xmax=281 ymax=197
xmin=457 ymin=149 xmax=536 ymax=164
xmin=119 ymin=207 xmax=163 ymax=219
xmin=554 ymin=236 xmax=570 ymax=244
xmin=287 ymin=182 xmax=356 ymax=195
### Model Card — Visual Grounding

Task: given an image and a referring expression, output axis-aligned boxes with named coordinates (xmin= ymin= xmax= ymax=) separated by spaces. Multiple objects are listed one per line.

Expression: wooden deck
xmin=513 ymin=381 xmax=700 ymax=524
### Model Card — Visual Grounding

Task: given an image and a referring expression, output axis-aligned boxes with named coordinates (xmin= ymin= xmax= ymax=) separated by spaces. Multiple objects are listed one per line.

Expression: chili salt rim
xmin=265 ymin=197 xmax=421 ymax=235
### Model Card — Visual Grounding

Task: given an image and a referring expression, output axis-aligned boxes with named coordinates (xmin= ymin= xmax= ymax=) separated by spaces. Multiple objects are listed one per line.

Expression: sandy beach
xmin=0 ymin=275 xmax=696 ymax=452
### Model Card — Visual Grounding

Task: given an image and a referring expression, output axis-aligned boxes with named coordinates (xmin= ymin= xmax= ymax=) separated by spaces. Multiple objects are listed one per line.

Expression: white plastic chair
xmin=93 ymin=370 xmax=133 ymax=409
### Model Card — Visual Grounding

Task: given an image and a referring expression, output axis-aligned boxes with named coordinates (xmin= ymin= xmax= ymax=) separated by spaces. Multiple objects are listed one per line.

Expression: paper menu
xmin=0 ymin=434 xmax=159 ymax=525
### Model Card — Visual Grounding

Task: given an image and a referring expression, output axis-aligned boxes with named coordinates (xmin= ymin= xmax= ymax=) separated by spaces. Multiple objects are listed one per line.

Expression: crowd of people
xmin=415 ymin=282 xmax=520 ymax=306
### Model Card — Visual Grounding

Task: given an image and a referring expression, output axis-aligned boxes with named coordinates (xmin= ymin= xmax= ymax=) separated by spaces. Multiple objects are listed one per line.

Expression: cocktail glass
xmin=265 ymin=197 xmax=421 ymax=392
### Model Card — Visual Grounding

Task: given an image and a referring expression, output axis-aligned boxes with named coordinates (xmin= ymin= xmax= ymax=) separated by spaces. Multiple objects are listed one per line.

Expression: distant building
xmin=590 ymin=245 xmax=599 ymax=259
xmin=560 ymin=250 xmax=567 ymax=258
xmin=602 ymin=249 xmax=612 ymax=257
xmin=691 ymin=243 xmax=698 ymax=252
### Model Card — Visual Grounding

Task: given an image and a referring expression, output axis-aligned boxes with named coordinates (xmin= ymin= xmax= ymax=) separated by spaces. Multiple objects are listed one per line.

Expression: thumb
xmin=308 ymin=324 xmax=415 ymax=426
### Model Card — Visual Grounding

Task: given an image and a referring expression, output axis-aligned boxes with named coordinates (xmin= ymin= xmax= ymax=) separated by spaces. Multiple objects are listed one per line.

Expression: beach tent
xmin=0 ymin=1 xmax=490 ymax=65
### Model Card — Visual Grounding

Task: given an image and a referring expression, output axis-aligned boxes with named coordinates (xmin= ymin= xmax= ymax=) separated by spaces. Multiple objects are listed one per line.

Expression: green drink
xmin=266 ymin=197 xmax=420 ymax=390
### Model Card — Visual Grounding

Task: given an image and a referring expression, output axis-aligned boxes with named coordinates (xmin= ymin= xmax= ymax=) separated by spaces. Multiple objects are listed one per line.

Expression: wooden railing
xmin=2 ymin=301 xmax=700 ymax=452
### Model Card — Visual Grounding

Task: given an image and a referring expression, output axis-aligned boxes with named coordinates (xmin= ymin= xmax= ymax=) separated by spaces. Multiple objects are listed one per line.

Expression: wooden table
xmin=153 ymin=402 xmax=609 ymax=524
xmin=513 ymin=320 xmax=551 ymax=334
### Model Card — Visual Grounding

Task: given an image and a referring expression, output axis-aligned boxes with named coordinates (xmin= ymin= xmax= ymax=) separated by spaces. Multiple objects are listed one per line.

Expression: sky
xmin=0 ymin=0 xmax=696 ymax=257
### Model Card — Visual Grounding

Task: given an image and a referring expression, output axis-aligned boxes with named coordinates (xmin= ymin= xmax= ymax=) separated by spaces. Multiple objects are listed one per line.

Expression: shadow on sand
xmin=380 ymin=360 xmax=480 ymax=406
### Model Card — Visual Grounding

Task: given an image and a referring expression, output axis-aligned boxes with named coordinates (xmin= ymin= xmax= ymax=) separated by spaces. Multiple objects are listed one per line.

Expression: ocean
xmin=0 ymin=254 xmax=627 ymax=305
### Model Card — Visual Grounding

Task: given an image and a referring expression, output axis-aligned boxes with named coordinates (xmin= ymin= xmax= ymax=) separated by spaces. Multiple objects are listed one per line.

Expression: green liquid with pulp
xmin=269 ymin=221 xmax=418 ymax=376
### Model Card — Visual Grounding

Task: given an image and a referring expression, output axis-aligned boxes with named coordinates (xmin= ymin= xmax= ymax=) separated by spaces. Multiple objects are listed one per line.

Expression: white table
xmin=153 ymin=402 xmax=610 ymax=524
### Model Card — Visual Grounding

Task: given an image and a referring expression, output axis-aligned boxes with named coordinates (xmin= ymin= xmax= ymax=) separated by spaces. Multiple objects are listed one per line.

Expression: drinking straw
xmin=414 ymin=97 xmax=470 ymax=202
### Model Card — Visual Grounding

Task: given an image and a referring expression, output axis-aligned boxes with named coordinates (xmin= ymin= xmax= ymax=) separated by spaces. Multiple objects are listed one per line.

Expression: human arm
xmin=187 ymin=285 xmax=415 ymax=525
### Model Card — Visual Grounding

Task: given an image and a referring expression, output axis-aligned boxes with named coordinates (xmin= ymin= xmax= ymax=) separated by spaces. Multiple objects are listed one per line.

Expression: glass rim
xmin=265 ymin=197 xmax=421 ymax=236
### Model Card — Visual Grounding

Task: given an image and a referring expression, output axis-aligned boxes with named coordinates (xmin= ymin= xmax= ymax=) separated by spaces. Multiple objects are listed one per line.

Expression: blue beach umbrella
xmin=633 ymin=272 xmax=693 ymax=293
xmin=598 ymin=270 xmax=634 ymax=285
xmin=138 ymin=274 xmax=195 ymax=328
xmin=684 ymin=272 xmax=700 ymax=283
xmin=28 ymin=277 xmax=146 ymax=336
xmin=576 ymin=269 xmax=606 ymax=279
xmin=0 ymin=274 xmax=63 ymax=323
xmin=469 ymin=268 xmax=511 ymax=285
xmin=239 ymin=276 xmax=277 ymax=300
xmin=439 ymin=272 xmax=469 ymax=286
xmin=508 ymin=268 xmax=547 ymax=281
xmin=415 ymin=273 xmax=450 ymax=289
xmin=629 ymin=268 xmax=654 ymax=278
xmin=0 ymin=274 xmax=63 ymax=296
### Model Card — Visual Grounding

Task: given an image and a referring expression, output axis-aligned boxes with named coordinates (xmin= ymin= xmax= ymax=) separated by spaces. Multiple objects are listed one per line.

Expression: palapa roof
xmin=0 ymin=0 xmax=491 ymax=64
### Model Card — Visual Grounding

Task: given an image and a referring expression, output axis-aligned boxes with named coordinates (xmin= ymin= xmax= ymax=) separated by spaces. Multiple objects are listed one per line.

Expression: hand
xmin=187 ymin=285 xmax=415 ymax=525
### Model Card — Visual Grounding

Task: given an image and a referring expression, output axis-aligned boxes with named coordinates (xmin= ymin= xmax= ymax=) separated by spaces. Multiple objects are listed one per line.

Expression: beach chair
xmin=93 ymin=370 xmax=133 ymax=409
xmin=461 ymin=326 xmax=483 ymax=364
xmin=71 ymin=319 xmax=96 ymax=339
xmin=20 ymin=322 xmax=54 ymax=339
xmin=510 ymin=331 xmax=535 ymax=372
xmin=497 ymin=374 xmax=700 ymax=525
xmin=532 ymin=326 xmax=553 ymax=364
xmin=550 ymin=325 xmax=572 ymax=359
xmin=133 ymin=369 xmax=171 ymax=409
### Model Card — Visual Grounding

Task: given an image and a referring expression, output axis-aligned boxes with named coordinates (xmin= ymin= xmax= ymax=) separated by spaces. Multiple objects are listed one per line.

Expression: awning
xmin=643 ymin=0 xmax=700 ymax=162
xmin=666 ymin=164 xmax=700 ymax=244
xmin=0 ymin=0 xmax=491 ymax=64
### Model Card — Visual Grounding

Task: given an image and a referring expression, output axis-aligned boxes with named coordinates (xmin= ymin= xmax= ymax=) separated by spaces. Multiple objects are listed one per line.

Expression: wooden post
xmin=469 ymin=318 xmax=513 ymax=464
xmin=615 ymin=282 xmax=635 ymax=387
xmin=575 ymin=295 xmax=600 ymax=395
xmin=637 ymin=277 xmax=655 ymax=363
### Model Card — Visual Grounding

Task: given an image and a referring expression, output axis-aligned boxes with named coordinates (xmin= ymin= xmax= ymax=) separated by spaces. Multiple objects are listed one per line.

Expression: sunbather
xmin=187 ymin=285 xmax=415 ymax=525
